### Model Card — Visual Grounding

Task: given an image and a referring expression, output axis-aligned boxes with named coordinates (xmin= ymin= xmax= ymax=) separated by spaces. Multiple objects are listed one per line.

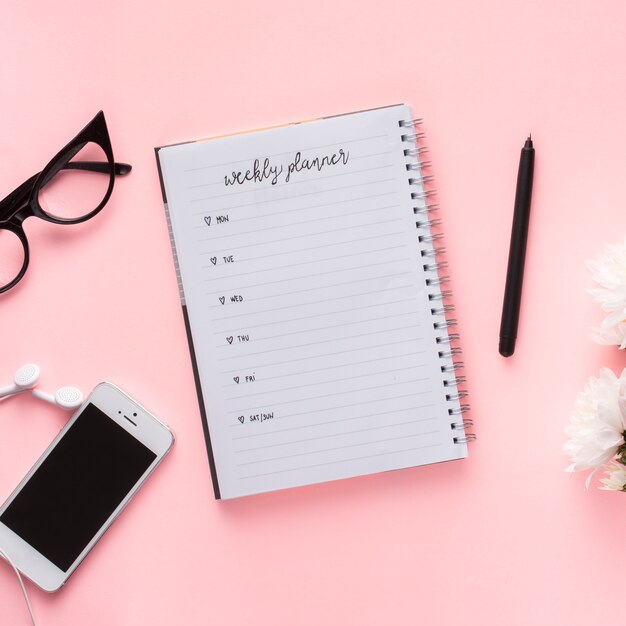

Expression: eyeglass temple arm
xmin=64 ymin=161 xmax=132 ymax=175
xmin=0 ymin=161 xmax=132 ymax=215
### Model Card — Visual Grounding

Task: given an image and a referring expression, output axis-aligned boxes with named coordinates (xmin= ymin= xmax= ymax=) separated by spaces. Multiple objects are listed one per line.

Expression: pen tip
xmin=524 ymin=134 xmax=533 ymax=149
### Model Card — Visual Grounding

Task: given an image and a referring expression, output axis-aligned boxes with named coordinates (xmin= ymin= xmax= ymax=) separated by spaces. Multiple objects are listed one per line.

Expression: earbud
xmin=32 ymin=386 xmax=84 ymax=411
xmin=0 ymin=364 xmax=82 ymax=411
xmin=0 ymin=364 xmax=41 ymax=399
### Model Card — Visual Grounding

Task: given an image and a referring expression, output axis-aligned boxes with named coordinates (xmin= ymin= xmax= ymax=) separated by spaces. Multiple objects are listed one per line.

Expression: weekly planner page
xmin=157 ymin=104 xmax=467 ymax=499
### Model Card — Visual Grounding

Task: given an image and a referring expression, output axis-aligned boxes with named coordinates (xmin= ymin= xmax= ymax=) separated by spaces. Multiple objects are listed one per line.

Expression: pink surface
xmin=1 ymin=1 xmax=626 ymax=624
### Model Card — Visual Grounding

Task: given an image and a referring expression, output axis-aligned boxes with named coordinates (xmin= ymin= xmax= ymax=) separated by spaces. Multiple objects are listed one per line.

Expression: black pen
xmin=499 ymin=134 xmax=535 ymax=357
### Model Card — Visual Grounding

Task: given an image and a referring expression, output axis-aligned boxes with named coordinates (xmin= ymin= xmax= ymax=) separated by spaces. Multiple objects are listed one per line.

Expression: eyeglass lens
xmin=38 ymin=141 xmax=111 ymax=221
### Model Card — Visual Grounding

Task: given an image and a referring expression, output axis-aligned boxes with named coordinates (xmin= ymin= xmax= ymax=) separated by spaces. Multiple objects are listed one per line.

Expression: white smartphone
xmin=0 ymin=382 xmax=174 ymax=592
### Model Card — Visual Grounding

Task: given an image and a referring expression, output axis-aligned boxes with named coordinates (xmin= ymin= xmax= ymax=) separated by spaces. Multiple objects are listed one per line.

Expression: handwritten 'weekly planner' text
xmin=224 ymin=148 xmax=350 ymax=187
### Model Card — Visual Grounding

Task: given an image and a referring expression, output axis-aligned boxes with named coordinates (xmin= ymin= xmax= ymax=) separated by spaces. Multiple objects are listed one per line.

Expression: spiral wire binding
xmin=400 ymin=117 xmax=474 ymax=446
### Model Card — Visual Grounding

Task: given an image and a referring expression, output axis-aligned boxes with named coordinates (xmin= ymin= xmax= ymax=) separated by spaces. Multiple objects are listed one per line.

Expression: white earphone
xmin=0 ymin=363 xmax=41 ymax=398
xmin=0 ymin=364 xmax=83 ymax=411
xmin=32 ymin=386 xmax=84 ymax=410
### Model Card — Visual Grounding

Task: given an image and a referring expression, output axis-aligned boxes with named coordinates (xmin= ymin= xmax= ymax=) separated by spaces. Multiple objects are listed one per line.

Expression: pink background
xmin=1 ymin=1 xmax=626 ymax=624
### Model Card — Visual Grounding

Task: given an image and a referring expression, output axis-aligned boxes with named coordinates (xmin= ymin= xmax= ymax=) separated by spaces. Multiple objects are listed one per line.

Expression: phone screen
xmin=0 ymin=403 xmax=156 ymax=572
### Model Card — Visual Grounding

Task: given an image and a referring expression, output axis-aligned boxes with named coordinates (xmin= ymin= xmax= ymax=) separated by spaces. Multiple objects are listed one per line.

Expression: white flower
xmin=563 ymin=368 xmax=626 ymax=485
xmin=587 ymin=239 xmax=626 ymax=349
xmin=600 ymin=462 xmax=626 ymax=491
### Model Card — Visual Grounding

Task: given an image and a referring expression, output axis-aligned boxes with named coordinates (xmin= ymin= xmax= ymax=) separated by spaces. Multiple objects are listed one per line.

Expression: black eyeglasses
xmin=0 ymin=111 xmax=131 ymax=293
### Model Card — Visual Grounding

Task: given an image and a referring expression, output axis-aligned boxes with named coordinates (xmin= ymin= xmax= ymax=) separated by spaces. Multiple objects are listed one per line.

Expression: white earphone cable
xmin=0 ymin=364 xmax=82 ymax=626
xmin=0 ymin=547 xmax=38 ymax=626
xmin=0 ymin=391 xmax=25 ymax=402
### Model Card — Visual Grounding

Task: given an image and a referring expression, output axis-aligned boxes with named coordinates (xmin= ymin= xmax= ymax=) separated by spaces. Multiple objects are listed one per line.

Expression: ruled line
xmin=183 ymin=135 xmax=388 ymax=173
xmin=236 ymin=419 xmax=434 ymax=452
xmin=221 ymin=328 xmax=421 ymax=362
xmin=231 ymin=405 xmax=436 ymax=438
xmin=217 ymin=310 xmax=417 ymax=338
xmin=217 ymin=318 xmax=416 ymax=361
xmin=202 ymin=237 xmax=406 ymax=269
xmin=210 ymin=272 xmax=412 ymax=309
xmin=201 ymin=217 xmax=403 ymax=256
xmin=240 ymin=280 xmax=413 ymax=307
xmin=238 ymin=443 xmax=442 ymax=479
xmin=219 ymin=297 xmax=417 ymax=335
xmin=350 ymin=150 xmax=393 ymax=161
xmin=212 ymin=285 xmax=411 ymax=322
xmin=206 ymin=256 xmax=410 ymax=292
xmin=192 ymin=192 xmax=398 ymax=229
xmin=191 ymin=177 xmax=396 ymax=211
xmin=225 ymin=365 xmax=426 ymax=400
xmin=222 ymin=349 xmax=426 ymax=380
xmin=220 ymin=342 xmax=425 ymax=374
xmin=228 ymin=378 xmax=430 ymax=413
xmin=231 ymin=392 xmax=436 ymax=429
xmin=187 ymin=178 xmax=223 ymax=189
xmin=198 ymin=204 xmax=399 ymax=242
xmin=242 ymin=240 xmax=408 ymax=265
xmin=236 ymin=431 xmax=439 ymax=466
xmin=189 ymin=162 xmax=393 ymax=194
xmin=218 ymin=296 xmax=415 ymax=344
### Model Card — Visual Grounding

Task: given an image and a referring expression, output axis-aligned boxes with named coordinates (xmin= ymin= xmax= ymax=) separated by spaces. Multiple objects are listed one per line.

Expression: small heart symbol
xmin=226 ymin=336 xmax=233 ymax=344
xmin=234 ymin=376 xmax=240 ymax=384
xmin=219 ymin=296 xmax=225 ymax=305
xmin=204 ymin=216 xmax=211 ymax=226
xmin=238 ymin=416 xmax=244 ymax=424
xmin=210 ymin=257 xmax=217 ymax=265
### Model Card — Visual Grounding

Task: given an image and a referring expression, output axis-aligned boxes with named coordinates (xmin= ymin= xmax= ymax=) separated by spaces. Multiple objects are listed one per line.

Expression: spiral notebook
xmin=155 ymin=104 xmax=473 ymax=499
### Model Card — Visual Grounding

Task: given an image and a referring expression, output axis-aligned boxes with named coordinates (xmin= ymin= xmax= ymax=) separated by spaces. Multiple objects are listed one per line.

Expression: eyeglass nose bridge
xmin=1 ymin=205 xmax=32 ymax=226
